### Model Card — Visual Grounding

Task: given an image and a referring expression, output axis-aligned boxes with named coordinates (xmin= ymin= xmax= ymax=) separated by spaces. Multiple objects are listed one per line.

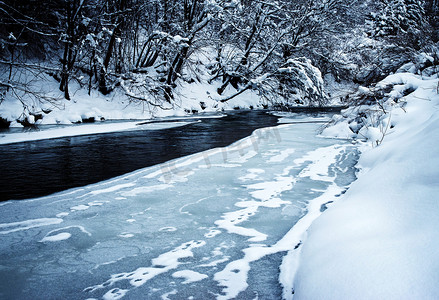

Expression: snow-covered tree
xmin=367 ymin=0 xmax=426 ymax=47
xmin=2 ymin=0 xmax=434 ymax=113
xmin=208 ymin=0 xmax=344 ymax=105
xmin=274 ymin=57 xmax=329 ymax=106
xmin=425 ymin=0 xmax=439 ymax=41
xmin=0 ymin=0 xmax=63 ymax=110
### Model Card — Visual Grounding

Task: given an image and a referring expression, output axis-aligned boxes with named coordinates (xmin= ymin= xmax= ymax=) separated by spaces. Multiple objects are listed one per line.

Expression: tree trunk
xmin=217 ymin=11 xmax=260 ymax=95
xmin=99 ymin=27 xmax=118 ymax=94
xmin=59 ymin=0 xmax=81 ymax=100
xmin=60 ymin=4 xmax=72 ymax=100
xmin=164 ymin=42 xmax=190 ymax=102
xmin=99 ymin=0 xmax=127 ymax=95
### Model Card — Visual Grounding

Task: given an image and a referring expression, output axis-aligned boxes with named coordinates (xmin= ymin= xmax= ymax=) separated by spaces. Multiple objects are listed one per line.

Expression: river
xmin=0 ymin=111 xmax=278 ymax=201
xmin=0 ymin=111 xmax=359 ymax=299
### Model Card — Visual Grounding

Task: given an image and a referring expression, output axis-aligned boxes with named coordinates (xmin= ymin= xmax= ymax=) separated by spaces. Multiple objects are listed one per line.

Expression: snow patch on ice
xmin=159 ymin=227 xmax=177 ymax=232
xmin=41 ymin=225 xmax=92 ymax=243
xmin=118 ymin=233 xmax=134 ymax=238
xmin=40 ymin=232 xmax=72 ymax=242
xmin=204 ymin=229 xmax=221 ymax=238
xmin=103 ymin=288 xmax=128 ymax=300
xmin=229 ymin=150 xmax=258 ymax=164
xmin=159 ymin=170 xmax=195 ymax=184
xmin=246 ymin=175 xmax=295 ymax=201
xmin=198 ymin=257 xmax=230 ymax=267
xmin=56 ymin=212 xmax=69 ymax=217
xmin=160 ymin=289 xmax=177 ymax=300
xmin=172 ymin=270 xmax=208 ymax=284
xmin=294 ymin=145 xmax=344 ymax=181
xmin=86 ymin=240 xmax=206 ymax=295
xmin=70 ymin=204 xmax=90 ymax=211
xmin=215 ymin=206 xmax=268 ymax=242
xmin=238 ymin=168 xmax=265 ymax=182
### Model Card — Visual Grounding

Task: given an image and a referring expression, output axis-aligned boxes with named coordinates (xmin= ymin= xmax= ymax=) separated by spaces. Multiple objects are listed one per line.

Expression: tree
xmin=367 ymin=0 xmax=427 ymax=48
xmin=5 ymin=0 xmax=428 ymax=114
xmin=95 ymin=0 xmax=129 ymax=95
xmin=59 ymin=0 xmax=88 ymax=100
xmin=424 ymin=0 xmax=439 ymax=41
xmin=209 ymin=0 xmax=343 ymax=105
xmin=0 ymin=0 xmax=63 ymax=117
xmin=160 ymin=0 xmax=215 ymax=102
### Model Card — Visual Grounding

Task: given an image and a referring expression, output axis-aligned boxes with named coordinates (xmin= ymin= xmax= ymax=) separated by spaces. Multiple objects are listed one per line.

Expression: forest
xmin=0 ymin=0 xmax=438 ymax=124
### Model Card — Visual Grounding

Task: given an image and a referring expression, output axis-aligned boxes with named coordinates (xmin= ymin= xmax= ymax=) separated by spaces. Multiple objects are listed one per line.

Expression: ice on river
xmin=0 ymin=119 xmax=198 ymax=145
xmin=0 ymin=117 xmax=358 ymax=299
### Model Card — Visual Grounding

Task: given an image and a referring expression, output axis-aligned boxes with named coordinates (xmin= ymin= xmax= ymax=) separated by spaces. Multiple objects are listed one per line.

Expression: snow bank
xmin=291 ymin=74 xmax=439 ymax=298
xmin=0 ymin=120 xmax=194 ymax=145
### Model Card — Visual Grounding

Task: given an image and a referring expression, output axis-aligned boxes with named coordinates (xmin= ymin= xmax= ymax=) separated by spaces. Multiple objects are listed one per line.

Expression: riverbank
xmin=289 ymin=73 xmax=439 ymax=299
xmin=0 ymin=74 xmax=269 ymax=128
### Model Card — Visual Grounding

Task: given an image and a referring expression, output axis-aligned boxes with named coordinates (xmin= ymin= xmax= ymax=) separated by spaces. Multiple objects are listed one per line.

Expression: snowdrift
xmin=291 ymin=72 xmax=439 ymax=298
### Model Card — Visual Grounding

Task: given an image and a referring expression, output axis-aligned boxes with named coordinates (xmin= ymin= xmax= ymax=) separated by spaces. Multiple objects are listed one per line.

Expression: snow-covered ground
xmin=289 ymin=73 xmax=439 ymax=299
xmin=0 ymin=116 xmax=359 ymax=299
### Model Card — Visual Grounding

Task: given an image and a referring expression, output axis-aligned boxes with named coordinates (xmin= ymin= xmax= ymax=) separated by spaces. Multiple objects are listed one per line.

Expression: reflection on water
xmin=0 ymin=111 xmax=279 ymax=201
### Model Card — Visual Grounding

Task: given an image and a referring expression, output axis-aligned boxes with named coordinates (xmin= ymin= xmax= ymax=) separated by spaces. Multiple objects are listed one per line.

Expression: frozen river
xmin=0 ymin=113 xmax=358 ymax=299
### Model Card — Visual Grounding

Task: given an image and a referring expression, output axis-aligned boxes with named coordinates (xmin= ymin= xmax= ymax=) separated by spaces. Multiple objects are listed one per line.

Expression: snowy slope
xmin=290 ymin=74 xmax=439 ymax=299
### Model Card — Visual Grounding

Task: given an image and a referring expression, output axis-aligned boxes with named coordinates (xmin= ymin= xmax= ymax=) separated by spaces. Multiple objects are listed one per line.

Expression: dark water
xmin=0 ymin=111 xmax=279 ymax=201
